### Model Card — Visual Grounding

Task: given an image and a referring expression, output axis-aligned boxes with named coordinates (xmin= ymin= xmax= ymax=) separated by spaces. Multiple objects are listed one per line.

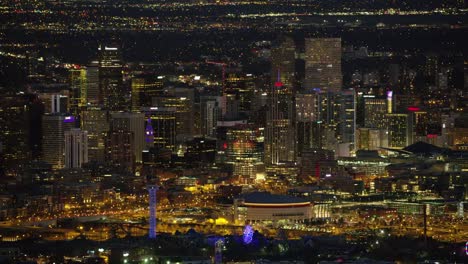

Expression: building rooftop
xmin=239 ymin=192 xmax=308 ymax=204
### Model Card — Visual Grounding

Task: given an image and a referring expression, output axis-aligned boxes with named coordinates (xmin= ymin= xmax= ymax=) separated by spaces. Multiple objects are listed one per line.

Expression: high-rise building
xmin=364 ymin=95 xmax=388 ymax=129
xmin=185 ymin=137 xmax=217 ymax=164
xmin=105 ymin=130 xmax=135 ymax=171
xmin=337 ymin=89 xmax=356 ymax=146
xmin=224 ymin=73 xmax=255 ymax=118
xmin=81 ymin=108 xmax=109 ymax=163
xmin=51 ymin=94 xmax=68 ymax=114
xmin=304 ymin=38 xmax=342 ymax=93
xmin=300 ymin=149 xmax=336 ymax=182
xmin=152 ymin=88 xmax=194 ymax=142
xmin=98 ymin=44 xmax=124 ymax=110
xmin=64 ymin=128 xmax=88 ymax=168
xmin=200 ymin=96 xmax=221 ymax=138
xmin=0 ymin=94 xmax=40 ymax=171
xmin=131 ymin=77 xmax=164 ymax=112
xmin=225 ymin=125 xmax=263 ymax=178
xmin=42 ymin=114 xmax=75 ymax=169
xmin=110 ymin=112 xmax=145 ymax=162
xmin=295 ymin=92 xmax=319 ymax=156
xmin=387 ymin=113 xmax=410 ymax=149
xmin=310 ymin=90 xmax=342 ymax=151
xmin=270 ymin=37 xmax=296 ymax=89
xmin=356 ymin=128 xmax=389 ymax=151
xmin=265 ymin=38 xmax=296 ymax=165
xmin=143 ymin=107 xmax=177 ymax=151
xmin=69 ymin=67 xmax=87 ymax=114
xmin=86 ymin=63 xmax=100 ymax=106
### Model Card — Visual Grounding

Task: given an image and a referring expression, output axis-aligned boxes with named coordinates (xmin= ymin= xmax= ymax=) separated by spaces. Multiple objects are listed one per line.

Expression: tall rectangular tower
xmin=98 ymin=44 xmax=124 ymax=110
xmin=64 ymin=128 xmax=88 ymax=168
xmin=42 ymin=114 xmax=75 ymax=169
xmin=305 ymin=38 xmax=342 ymax=93
xmin=265 ymin=37 xmax=296 ymax=165
xmin=110 ymin=112 xmax=145 ymax=162
xmin=81 ymin=108 xmax=109 ymax=163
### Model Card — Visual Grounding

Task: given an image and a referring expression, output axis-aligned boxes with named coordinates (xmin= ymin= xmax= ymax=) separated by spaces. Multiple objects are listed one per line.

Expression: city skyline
xmin=0 ymin=0 xmax=466 ymax=263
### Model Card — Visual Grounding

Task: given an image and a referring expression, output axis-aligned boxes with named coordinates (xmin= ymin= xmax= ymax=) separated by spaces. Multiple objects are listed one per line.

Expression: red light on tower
xmin=407 ymin=106 xmax=421 ymax=112
xmin=275 ymin=81 xmax=283 ymax=87
xmin=427 ymin=134 xmax=438 ymax=139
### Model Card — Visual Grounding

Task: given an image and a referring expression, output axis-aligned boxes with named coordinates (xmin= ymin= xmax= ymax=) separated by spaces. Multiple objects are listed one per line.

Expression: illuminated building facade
xmin=337 ymin=89 xmax=356 ymax=146
xmin=364 ymin=96 xmax=387 ymax=129
xmin=296 ymin=92 xmax=319 ymax=155
xmin=81 ymin=108 xmax=109 ymax=163
xmin=110 ymin=112 xmax=145 ymax=162
xmin=144 ymin=107 xmax=177 ymax=151
xmin=234 ymin=192 xmax=313 ymax=223
xmin=69 ymin=67 xmax=87 ymax=114
xmin=85 ymin=63 xmax=100 ymax=106
xmin=64 ymin=128 xmax=88 ymax=168
xmin=98 ymin=44 xmax=124 ymax=110
xmin=105 ymin=130 xmax=135 ymax=171
xmin=265 ymin=37 xmax=296 ymax=165
xmin=131 ymin=77 xmax=163 ymax=112
xmin=200 ymin=96 xmax=221 ymax=138
xmin=226 ymin=125 xmax=263 ymax=178
xmin=224 ymin=73 xmax=255 ymax=117
xmin=50 ymin=94 xmax=68 ymax=114
xmin=304 ymin=38 xmax=342 ymax=93
xmin=356 ymin=128 xmax=389 ymax=151
xmin=452 ymin=128 xmax=468 ymax=150
xmin=270 ymin=37 xmax=296 ymax=90
xmin=153 ymin=88 xmax=194 ymax=142
xmin=42 ymin=114 xmax=75 ymax=169
xmin=387 ymin=113 xmax=411 ymax=149
xmin=300 ymin=149 xmax=337 ymax=182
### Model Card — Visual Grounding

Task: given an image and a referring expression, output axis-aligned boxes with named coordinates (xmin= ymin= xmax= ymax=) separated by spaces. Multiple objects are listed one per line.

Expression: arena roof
xmin=239 ymin=192 xmax=308 ymax=204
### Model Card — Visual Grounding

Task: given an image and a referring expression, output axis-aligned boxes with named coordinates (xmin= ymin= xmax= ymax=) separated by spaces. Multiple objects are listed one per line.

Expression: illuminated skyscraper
xmin=364 ymin=96 xmax=388 ymax=129
xmin=356 ymin=128 xmax=388 ymax=151
xmin=200 ymin=96 xmax=221 ymax=138
xmin=337 ymin=89 xmax=356 ymax=146
xmin=98 ymin=44 xmax=124 ymax=110
xmin=295 ymin=92 xmax=319 ymax=155
xmin=224 ymin=73 xmax=255 ymax=117
xmin=51 ymin=94 xmax=68 ymax=114
xmin=153 ymin=88 xmax=194 ymax=142
xmin=69 ymin=67 xmax=87 ymax=114
xmin=305 ymin=38 xmax=342 ymax=93
xmin=64 ymin=128 xmax=88 ymax=168
xmin=143 ymin=107 xmax=177 ymax=151
xmin=110 ymin=112 xmax=145 ymax=162
xmin=131 ymin=77 xmax=164 ymax=112
xmin=105 ymin=130 xmax=135 ymax=171
xmin=86 ymin=63 xmax=100 ymax=106
xmin=270 ymin=37 xmax=296 ymax=89
xmin=226 ymin=125 xmax=263 ymax=178
xmin=81 ymin=108 xmax=109 ymax=163
xmin=42 ymin=114 xmax=75 ymax=169
xmin=387 ymin=113 xmax=410 ymax=149
xmin=265 ymin=37 xmax=296 ymax=165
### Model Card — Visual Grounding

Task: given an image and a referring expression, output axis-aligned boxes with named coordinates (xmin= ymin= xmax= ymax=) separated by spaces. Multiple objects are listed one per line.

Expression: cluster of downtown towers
xmin=4 ymin=37 xmax=402 ymax=179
